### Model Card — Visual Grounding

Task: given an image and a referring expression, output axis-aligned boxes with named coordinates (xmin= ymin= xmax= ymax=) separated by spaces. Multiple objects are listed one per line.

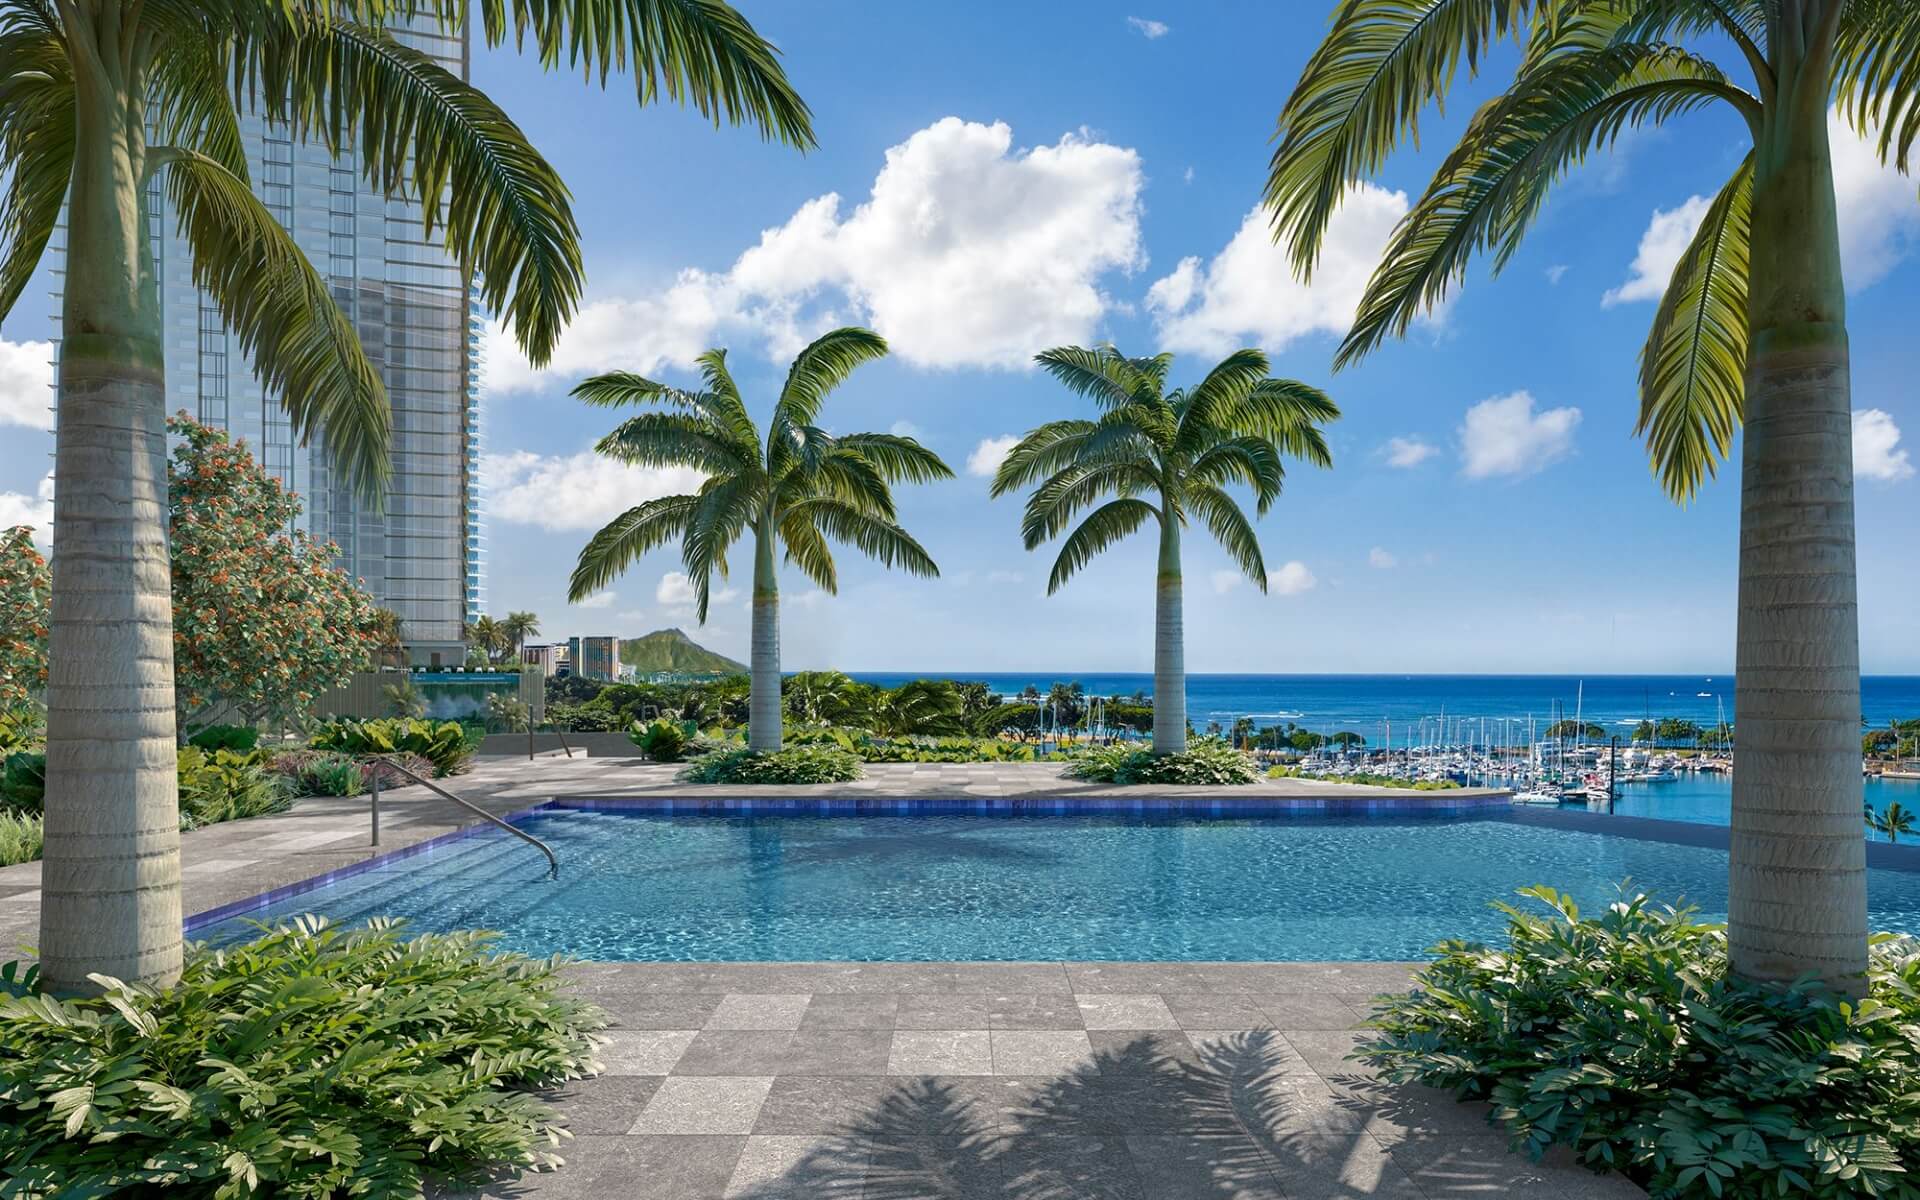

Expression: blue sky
xmin=2 ymin=3 xmax=1916 ymax=674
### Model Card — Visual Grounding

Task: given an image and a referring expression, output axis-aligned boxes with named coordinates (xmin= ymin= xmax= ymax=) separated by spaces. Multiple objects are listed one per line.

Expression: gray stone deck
xmin=0 ymin=758 xmax=1644 ymax=1198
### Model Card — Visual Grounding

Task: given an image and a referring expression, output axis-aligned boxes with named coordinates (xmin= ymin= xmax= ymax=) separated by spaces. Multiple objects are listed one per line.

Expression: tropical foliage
xmin=1868 ymin=801 xmax=1916 ymax=844
xmin=169 ymin=416 xmax=384 ymax=732
xmin=1268 ymin=766 xmax=1461 ymax=790
xmin=308 ymin=718 xmax=475 ymax=777
xmin=786 ymin=726 xmax=1040 ymax=763
xmin=1065 ymin=739 xmax=1261 ymax=786
xmin=995 ymin=345 xmax=1336 ymax=753
xmin=175 ymin=747 xmax=293 ymax=829
xmin=630 ymin=718 xmax=691 ymax=762
xmin=566 ymin=329 xmax=952 ymax=751
xmin=682 ymin=745 xmax=864 ymax=784
xmin=184 ymin=724 xmax=259 ymax=754
xmin=0 ymin=526 xmax=49 ymax=710
xmin=0 ymin=918 xmax=605 ymax=1199
xmin=1361 ymin=887 xmax=1920 ymax=1199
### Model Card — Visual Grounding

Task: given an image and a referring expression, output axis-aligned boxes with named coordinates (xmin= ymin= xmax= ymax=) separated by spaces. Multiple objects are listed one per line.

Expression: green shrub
xmin=1064 ymin=738 xmax=1258 ymax=786
xmin=0 ymin=705 xmax=43 ymax=755
xmin=1 ymin=750 xmax=45 ymax=813
xmin=0 ymin=809 xmax=40 ymax=866
xmin=0 ymin=917 xmax=605 ymax=1198
xmin=785 ymin=726 xmax=1036 ymax=763
xmin=309 ymin=717 xmax=474 ymax=776
xmin=683 ymin=745 xmax=863 ymax=784
xmin=629 ymin=719 xmax=689 ymax=762
xmin=362 ymin=751 xmax=442 ymax=790
xmin=185 ymin=724 xmax=260 ymax=753
xmin=546 ymin=702 xmax=617 ymax=732
xmin=1360 ymin=885 xmax=1920 ymax=1199
xmin=271 ymin=749 xmax=365 ymax=797
xmin=1267 ymin=766 xmax=1462 ymax=790
xmin=176 ymin=747 xmax=293 ymax=829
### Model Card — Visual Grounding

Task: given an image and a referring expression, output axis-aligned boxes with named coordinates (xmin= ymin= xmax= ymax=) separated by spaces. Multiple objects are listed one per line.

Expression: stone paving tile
xmin=801 ymin=993 xmax=898 ymax=1030
xmin=592 ymin=992 xmax=724 ymax=1030
xmin=1162 ymin=993 xmax=1274 ymax=1030
xmin=598 ymin=1030 xmax=699 ymax=1076
xmin=1066 ymin=963 xmax=1213 ymax=994
xmin=867 ymin=1133 xmax=1148 ymax=1198
xmin=780 ymin=1029 xmax=894 ymax=1076
xmin=1388 ymin=1135 xmax=1646 ymax=1198
xmin=1261 ymin=1133 xmax=1425 ymax=1199
xmin=537 ymin=1076 xmax=662 ymax=1135
xmin=706 ymin=994 xmax=811 ymax=1030
xmin=985 ymin=993 xmax=1084 ymax=1029
xmin=1124 ymin=1134 xmax=1285 ymax=1199
xmin=989 ymin=1030 xmax=1096 ymax=1076
xmin=888 ymin=1030 xmax=993 ymax=1075
xmin=442 ymin=1134 xmax=746 ymax=1200
xmin=723 ymin=1134 xmax=868 ymax=1197
xmin=1280 ymin=1028 xmax=1371 ymax=1074
xmin=1077 ymin=993 xmax=1181 ymax=1030
xmin=671 ymin=1031 xmax=796 ymax=1076
xmin=631 ymin=1076 xmax=775 ymax=1135
xmin=1258 ymin=993 xmax=1369 ymax=1031
xmin=895 ymin=994 xmax=993 ymax=1029
xmin=947 ymin=963 xmax=1072 ymax=994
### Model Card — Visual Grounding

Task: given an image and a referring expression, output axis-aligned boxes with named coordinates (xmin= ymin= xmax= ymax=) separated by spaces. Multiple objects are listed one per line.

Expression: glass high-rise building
xmin=56 ymin=17 xmax=484 ymax=666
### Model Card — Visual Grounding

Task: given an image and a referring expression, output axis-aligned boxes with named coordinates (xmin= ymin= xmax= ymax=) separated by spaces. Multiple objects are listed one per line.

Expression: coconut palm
xmin=3 ymin=1 xmax=808 ymax=993
xmin=466 ymin=615 xmax=509 ymax=664
xmin=1265 ymin=0 xmax=1912 ymax=991
xmin=566 ymin=329 xmax=953 ymax=751
xmin=502 ymin=611 xmax=541 ymax=661
xmin=1870 ymin=800 xmax=1916 ymax=845
xmin=993 ymin=346 xmax=1338 ymax=754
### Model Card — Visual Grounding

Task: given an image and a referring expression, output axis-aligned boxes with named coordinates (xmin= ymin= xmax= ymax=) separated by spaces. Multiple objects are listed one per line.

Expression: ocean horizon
xmin=844 ymin=672 xmax=1920 ymax=735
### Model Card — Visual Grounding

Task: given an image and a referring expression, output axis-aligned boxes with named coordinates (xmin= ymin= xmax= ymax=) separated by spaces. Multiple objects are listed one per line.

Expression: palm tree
xmin=1265 ymin=0 xmax=1909 ymax=991
xmin=6 ymin=1 xmax=808 ymax=994
xmin=566 ymin=329 xmax=953 ymax=751
xmin=466 ymin=616 xmax=509 ymax=665
xmin=502 ymin=611 xmax=541 ymax=662
xmin=369 ymin=607 xmax=406 ymax=670
xmin=1869 ymin=800 xmax=1915 ymax=845
xmin=993 ymin=346 xmax=1338 ymax=754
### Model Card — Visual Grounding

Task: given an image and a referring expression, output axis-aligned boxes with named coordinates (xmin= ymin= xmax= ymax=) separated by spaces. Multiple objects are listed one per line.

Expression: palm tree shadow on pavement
xmin=729 ymin=1029 xmax=1531 ymax=1199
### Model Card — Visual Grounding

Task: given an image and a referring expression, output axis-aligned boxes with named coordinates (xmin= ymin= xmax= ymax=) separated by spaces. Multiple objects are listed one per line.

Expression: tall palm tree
xmin=502 ymin=610 xmax=541 ymax=662
xmin=1265 ymin=0 xmax=1914 ymax=992
xmin=466 ymin=615 xmax=509 ymax=664
xmin=3 ymin=0 xmax=808 ymax=993
xmin=1869 ymin=800 xmax=1915 ymax=845
xmin=993 ymin=346 xmax=1338 ymax=754
xmin=567 ymin=329 xmax=953 ymax=751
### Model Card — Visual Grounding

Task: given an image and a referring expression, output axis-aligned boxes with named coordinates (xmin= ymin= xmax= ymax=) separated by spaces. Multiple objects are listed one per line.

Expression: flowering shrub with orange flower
xmin=168 ymin=415 xmax=383 ymax=731
xmin=0 ymin=526 xmax=50 ymax=711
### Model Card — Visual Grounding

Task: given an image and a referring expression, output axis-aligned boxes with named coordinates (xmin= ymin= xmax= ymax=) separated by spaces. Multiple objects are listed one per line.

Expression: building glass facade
xmin=58 ymin=17 xmax=484 ymax=665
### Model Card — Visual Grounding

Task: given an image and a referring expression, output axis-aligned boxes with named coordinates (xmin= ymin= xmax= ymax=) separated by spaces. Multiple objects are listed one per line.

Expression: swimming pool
xmin=189 ymin=805 xmax=1920 ymax=961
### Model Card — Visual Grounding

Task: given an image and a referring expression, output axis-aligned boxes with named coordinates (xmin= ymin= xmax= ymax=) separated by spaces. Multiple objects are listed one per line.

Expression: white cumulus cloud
xmin=0 ymin=472 xmax=53 ymax=544
xmin=1147 ymin=185 xmax=1437 ymax=357
xmin=574 ymin=591 xmax=615 ymax=609
xmin=967 ymin=434 xmax=1020 ymax=478
xmin=487 ymin=118 xmax=1145 ymax=390
xmin=1369 ymin=547 xmax=1397 ymax=569
xmin=1605 ymin=111 xmax=1920 ymax=307
xmin=1459 ymin=391 xmax=1582 ymax=479
xmin=1126 ymin=15 xmax=1169 ymax=37
xmin=1268 ymin=561 xmax=1317 ymax=595
xmin=1854 ymin=409 xmax=1914 ymax=482
xmin=485 ymin=449 xmax=703 ymax=532
xmin=0 ymin=339 xmax=52 ymax=430
xmin=1210 ymin=569 xmax=1243 ymax=594
xmin=1602 ymin=194 xmax=1713 ymax=307
xmin=657 ymin=571 xmax=738 ymax=612
xmin=1380 ymin=436 xmax=1437 ymax=468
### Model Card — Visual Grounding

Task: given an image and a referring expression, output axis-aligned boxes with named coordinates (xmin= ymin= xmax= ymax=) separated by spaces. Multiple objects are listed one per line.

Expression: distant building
xmin=579 ymin=636 xmax=621 ymax=682
xmin=521 ymin=643 xmax=559 ymax=677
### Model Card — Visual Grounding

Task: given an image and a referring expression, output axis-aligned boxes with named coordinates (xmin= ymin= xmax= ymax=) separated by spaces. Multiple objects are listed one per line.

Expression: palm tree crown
xmin=567 ymin=328 xmax=953 ymax=750
xmin=994 ymin=345 xmax=1337 ymax=753
xmin=993 ymin=346 xmax=1337 ymax=596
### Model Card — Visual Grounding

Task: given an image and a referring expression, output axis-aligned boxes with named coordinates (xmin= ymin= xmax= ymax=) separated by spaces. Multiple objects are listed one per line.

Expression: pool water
xmin=191 ymin=809 xmax=1920 ymax=961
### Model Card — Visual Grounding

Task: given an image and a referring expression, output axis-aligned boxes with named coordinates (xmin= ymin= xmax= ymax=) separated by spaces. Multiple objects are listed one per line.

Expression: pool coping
xmin=180 ymin=791 xmax=1920 ymax=936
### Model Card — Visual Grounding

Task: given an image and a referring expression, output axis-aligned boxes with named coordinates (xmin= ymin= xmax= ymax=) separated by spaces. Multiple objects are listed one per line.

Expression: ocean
xmin=848 ymin=673 xmax=1920 ymax=736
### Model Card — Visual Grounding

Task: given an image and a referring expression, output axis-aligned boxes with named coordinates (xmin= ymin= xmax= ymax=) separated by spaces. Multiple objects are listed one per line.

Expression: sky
xmin=1 ymin=2 xmax=1917 ymax=675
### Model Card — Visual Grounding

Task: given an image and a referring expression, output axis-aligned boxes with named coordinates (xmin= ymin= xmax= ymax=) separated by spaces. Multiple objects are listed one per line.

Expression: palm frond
xmin=1034 ymin=345 xmax=1155 ymax=410
xmin=1266 ymin=0 xmax=1532 ymax=277
xmin=695 ymin=348 xmax=763 ymax=463
xmin=1046 ymin=498 xmax=1157 ymax=594
xmin=1185 ymin=484 xmax=1267 ymax=589
xmin=805 ymin=447 xmax=897 ymax=520
xmin=1189 ymin=438 xmax=1287 ymax=515
xmin=1339 ymin=41 xmax=1747 ymax=367
xmin=828 ymin=433 xmax=955 ymax=484
xmin=774 ymin=326 xmax=889 ymax=431
xmin=0 ymin=8 xmax=70 ymax=320
xmin=778 ymin=510 xmax=837 ymax=593
xmin=1637 ymin=155 xmax=1751 ymax=503
xmin=788 ymin=500 xmax=939 ymax=578
xmin=1221 ymin=380 xmax=1342 ymax=465
xmin=681 ymin=473 xmax=762 ymax=622
xmin=252 ymin=20 xmax=583 ymax=367
xmin=568 ymin=493 xmax=701 ymax=600
xmin=989 ymin=420 xmax=1102 ymax=497
xmin=1019 ymin=462 xmax=1160 ymax=550
xmin=147 ymin=25 xmax=249 ymax=182
xmin=1835 ymin=0 xmax=1920 ymax=173
xmin=160 ymin=148 xmax=389 ymax=499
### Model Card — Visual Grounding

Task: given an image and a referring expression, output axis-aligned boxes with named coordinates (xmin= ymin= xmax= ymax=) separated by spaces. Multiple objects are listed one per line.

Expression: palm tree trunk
xmin=748 ymin=520 xmax=782 ymax=752
xmin=1727 ymin=46 xmax=1866 ymax=994
xmin=1151 ymin=514 xmax=1186 ymax=755
xmin=40 ymin=66 xmax=184 ymax=993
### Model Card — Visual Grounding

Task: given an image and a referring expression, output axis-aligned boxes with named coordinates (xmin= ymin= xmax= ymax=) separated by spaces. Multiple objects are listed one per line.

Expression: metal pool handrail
xmin=367 ymin=755 xmax=558 ymax=876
